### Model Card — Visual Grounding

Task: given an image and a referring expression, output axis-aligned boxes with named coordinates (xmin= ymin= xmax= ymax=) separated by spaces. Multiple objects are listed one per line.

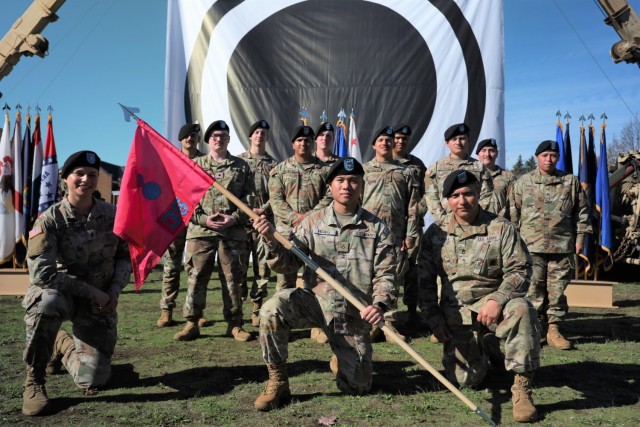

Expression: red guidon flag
xmin=114 ymin=119 xmax=214 ymax=289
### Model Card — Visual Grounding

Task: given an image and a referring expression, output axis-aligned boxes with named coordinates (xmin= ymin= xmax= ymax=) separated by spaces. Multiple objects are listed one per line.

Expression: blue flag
xmin=556 ymin=121 xmax=568 ymax=173
xmin=562 ymin=122 xmax=573 ymax=174
xmin=332 ymin=120 xmax=348 ymax=157
xmin=577 ymin=125 xmax=594 ymax=276
xmin=595 ymin=124 xmax=613 ymax=271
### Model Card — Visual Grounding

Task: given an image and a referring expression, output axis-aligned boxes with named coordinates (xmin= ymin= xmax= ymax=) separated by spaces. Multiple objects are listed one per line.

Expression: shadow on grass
xmin=563 ymin=311 xmax=640 ymax=344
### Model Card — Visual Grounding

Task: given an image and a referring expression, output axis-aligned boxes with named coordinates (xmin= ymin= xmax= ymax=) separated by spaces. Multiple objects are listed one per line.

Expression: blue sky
xmin=1 ymin=0 xmax=638 ymax=169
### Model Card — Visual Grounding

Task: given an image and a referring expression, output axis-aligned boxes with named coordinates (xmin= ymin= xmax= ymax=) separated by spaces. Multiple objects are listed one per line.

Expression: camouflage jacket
xmin=362 ymin=159 xmax=421 ymax=244
xmin=268 ymin=156 xmax=333 ymax=235
xmin=315 ymin=152 xmax=339 ymax=166
xmin=419 ymin=209 xmax=531 ymax=329
xmin=238 ymin=150 xmax=278 ymax=216
xmin=26 ymin=197 xmax=131 ymax=300
xmin=189 ymin=152 xmax=255 ymax=241
xmin=489 ymin=165 xmax=516 ymax=218
xmin=509 ymin=168 xmax=591 ymax=253
xmin=266 ymin=204 xmax=397 ymax=332
xmin=395 ymin=153 xmax=428 ymax=218
xmin=423 ymin=155 xmax=496 ymax=223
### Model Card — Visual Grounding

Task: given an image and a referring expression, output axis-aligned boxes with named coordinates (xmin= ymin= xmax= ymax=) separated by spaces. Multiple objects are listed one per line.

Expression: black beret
xmin=178 ymin=123 xmax=200 ymax=141
xmin=444 ymin=123 xmax=470 ymax=141
xmin=475 ymin=138 xmax=498 ymax=154
xmin=326 ymin=157 xmax=365 ymax=181
xmin=315 ymin=122 xmax=334 ymax=136
xmin=394 ymin=124 xmax=411 ymax=136
xmin=204 ymin=120 xmax=229 ymax=141
xmin=371 ymin=125 xmax=394 ymax=145
xmin=248 ymin=119 xmax=270 ymax=137
xmin=442 ymin=170 xmax=479 ymax=198
xmin=535 ymin=140 xmax=560 ymax=156
xmin=291 ymin=125 xmax=315 ymax=142
xmin=61 ymin=151 xmax=100 ymax=178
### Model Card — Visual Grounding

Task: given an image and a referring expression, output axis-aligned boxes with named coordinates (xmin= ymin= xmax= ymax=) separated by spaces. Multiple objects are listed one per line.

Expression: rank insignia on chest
xmin=337 ymin=242 xmax=350 ymax=253
xmin=87 ymin=229 xmax=96 ymax=240
xmin=215 ymin=172 xmax=225 ymax=179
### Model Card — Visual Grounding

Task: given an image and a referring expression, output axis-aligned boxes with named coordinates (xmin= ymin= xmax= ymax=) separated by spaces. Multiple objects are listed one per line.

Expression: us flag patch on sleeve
xmin=29 ymin=225 xmax=43 ymax=239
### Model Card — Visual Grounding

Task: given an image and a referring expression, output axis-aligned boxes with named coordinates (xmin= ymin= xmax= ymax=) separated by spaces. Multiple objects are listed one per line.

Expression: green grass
xmin=1 ymin=269 xmax=639 ymax=426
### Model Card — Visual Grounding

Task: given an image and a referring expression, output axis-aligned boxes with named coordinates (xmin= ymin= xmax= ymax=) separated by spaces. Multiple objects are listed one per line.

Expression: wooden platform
xmin=0 ymin=270 xmax=30 ymax=296
xmin=566 ymin=280 xmax=617 ymax=309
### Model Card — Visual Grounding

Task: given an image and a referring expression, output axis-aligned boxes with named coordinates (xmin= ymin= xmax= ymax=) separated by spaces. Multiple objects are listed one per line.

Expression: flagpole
xmin=211 ymin=178 xmax=495 ymax=426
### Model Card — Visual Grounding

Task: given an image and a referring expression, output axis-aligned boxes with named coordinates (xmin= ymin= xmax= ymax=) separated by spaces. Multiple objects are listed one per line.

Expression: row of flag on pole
xmin=0 ymin=105 xmax=60 ymax=266
xmin=299 ymin=108 xmax=362 ymax=162
xmin=554 ymin=115 xmax=613 ymax=276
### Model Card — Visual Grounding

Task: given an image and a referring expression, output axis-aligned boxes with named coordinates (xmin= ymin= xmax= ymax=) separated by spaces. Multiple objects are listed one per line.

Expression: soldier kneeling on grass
xmin=251 ymin=157 xmax=398 ymax=411
xmin=419 ymin=170 xmax=542 ymax=423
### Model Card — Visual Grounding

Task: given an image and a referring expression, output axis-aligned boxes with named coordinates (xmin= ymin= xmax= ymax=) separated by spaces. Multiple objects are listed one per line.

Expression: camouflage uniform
xmin=394 ymin=153 xmax=427 ymax=311
xmin=424 ymin=156 xmax=496 ymax=223
xmin=182 ymin=153 xmax=254 ymax=324
xmin=160 ymin=149 xmax=205 ymax=310
xmin=509 ymin=169 xmax=591 ymax=324
xmin=362 ymin=158 xmax=420 ymax=321
xmin=268 ymin=156 xmax=332 ymax=290
xmin=489 ymin=165 xmax=516 ymax=219
xmin=419 ymin=209 xmax=540 ymax=388
xmin=238 ymin=150 xmax=278 ymax=303
xmin=23 ymin=198 xmax=131 ymax=388
xmin=315 ymin=152 xmax=339 ymax=166
xmin=259 ymin=204 xmax=397 ymax=393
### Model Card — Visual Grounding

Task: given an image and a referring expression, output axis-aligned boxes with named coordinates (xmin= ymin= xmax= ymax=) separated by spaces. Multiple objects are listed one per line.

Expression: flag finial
xmin=2 ymin=102 xmax=10 ymax=111
xmin=320 ymin=110 xmax=328 ymax=123
xmin=579 ymin=114 xmax=586 ymax=124
xmin=118 ymin=103 xmax=140 ymax=122
xmin=564 ymin=111 xmax=571 ymax=122
xmin=555 ymin=110 xmax=562 ymax=121
xmin=337 ymin=108 xmax=347 ymax=122
xmin=600 ymin=111 xmax=608 ymax=123
xmin=588 ymin=113 xmax=595 ymax=125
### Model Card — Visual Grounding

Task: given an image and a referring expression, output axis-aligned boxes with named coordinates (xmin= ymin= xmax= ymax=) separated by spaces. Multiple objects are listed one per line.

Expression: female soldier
xmin=21 ymin=151 xmax=131 ymax=416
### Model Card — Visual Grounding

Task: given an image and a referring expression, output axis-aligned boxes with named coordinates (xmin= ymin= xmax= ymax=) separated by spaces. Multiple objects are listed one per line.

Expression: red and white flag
xmin=348 ymin=113 xmax=362 ymax=163
xmin=114 ymin=119 xmax=214 ymax=289
xmin=38 ymin=114 xmax=60 ymax=215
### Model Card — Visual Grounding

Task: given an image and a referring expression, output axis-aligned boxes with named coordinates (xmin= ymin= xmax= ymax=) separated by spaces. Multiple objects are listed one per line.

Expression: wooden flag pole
xmin=212 ymin=180 xmax=496 ymax=426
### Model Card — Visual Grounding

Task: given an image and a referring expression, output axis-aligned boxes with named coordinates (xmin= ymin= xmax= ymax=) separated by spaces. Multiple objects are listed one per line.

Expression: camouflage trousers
xmin=401 ymin=233 xmax=421 ymax=308
xmin=22 ymin=286 xmax=117 ymax=389
xmin=383 ymin=241 xmax=409 ymax=322
xmin=528 ymin=253 xmax=573 ymax=324
xmin=160 ymin=228 xmax=187 ymax=310
xmin=183 ymin=237 xmax=246 ymax=323
xmin=441 ymin=298 xmax=541 ymax=388
xmin=259 ymin=288 xmax=373 ymax=395
xmin=245 ymin=228 xmax=271 ymax=303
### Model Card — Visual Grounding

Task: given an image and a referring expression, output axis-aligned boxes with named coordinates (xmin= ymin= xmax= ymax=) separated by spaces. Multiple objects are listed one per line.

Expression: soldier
xmin=157 ymin=123 xmax=206 ymax=328
xmin=173 ymin=120 xmax=254 ymax=343
xmin=21 ymin=151 xmax=131 ymax=416
xmin=420 ymin=170 xmax=540 ymax=423
xmin=268 ymin=125 xmax=333 ymax=343
xmin=252 ymin=157 xmax=397 ymax=411
xmin=238 ymin=120 xmax=278 ymax=327
xmin=363 ymin=125 xmax=420 ymax=343
xmin=314 ymin=121 xmax=338 ymax=165
xmin=476 ymin=138 xmax=516 ymax=218
xmin=393 ymin=124 xmax=427 ymax=328
xmin=509 ymin=140 xmax=591 ymax=350
xmin=424 ymin=123 xmax=495 ymax=223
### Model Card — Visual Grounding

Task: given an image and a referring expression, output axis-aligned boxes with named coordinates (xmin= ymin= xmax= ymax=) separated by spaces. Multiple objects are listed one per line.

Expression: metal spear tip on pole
xmin=337 ymin=108 xmax=346 ymax=122
xmin=564 ymin=111 xmax=571 ymax=122
xmin=588 ymin=113 xmax=595 ymax=125
xmin=579 ymin=114 xmax=586 ymax=124
xmin=600 ymin=111 xmax=608 ymax=123
xmin=555 ymin=110 xmax=562 ymax=121
xmin=118 ymin=103 xmax=140 ymax=122
xmin=320 ymin=110 xmax=328 ymax=123
xmin=2 ymin=102 xmax=10 ymax=111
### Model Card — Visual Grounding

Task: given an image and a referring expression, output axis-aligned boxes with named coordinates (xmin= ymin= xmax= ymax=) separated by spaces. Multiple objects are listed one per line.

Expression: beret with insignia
xmin=178 ymin=123 xmax=201 ymax=141
xmin=61 ymin=151 xmax=101 ymax=178
xmin=442 ymin=170 xmax=479 ymax=198
xmin=394 ymin=124 xmax=411 ymax=136
xmin=535 ymin=140 xmax=560 ymax=156
xmin=315 ymin=122 xmax=334 ymax=136
xmin=204 ymin=120 xmax=229 ymax=141
xmin=475 ymin=138 xmax=498 ymax=154
xmin=371 ymin=125 xmax=394 ymax=145
xmin=444 ymin=123 xmax=470 ymax=141
xmin=326 ymin=157 xmax=365 ymax=181
xmin=291 ymin=125 xmax=315 ymax=142
xmin=248 ymin=119 xmax=270 ymax=137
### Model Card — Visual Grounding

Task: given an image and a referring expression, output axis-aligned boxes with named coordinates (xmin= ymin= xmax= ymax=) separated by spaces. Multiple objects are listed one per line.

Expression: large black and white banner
xmin=164 ymin=0 xmax=505 ymax=166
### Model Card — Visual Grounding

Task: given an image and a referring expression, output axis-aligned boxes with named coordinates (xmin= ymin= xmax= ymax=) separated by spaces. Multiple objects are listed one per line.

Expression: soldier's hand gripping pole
xmin=212 ymin=180 xmax=496 ymax=427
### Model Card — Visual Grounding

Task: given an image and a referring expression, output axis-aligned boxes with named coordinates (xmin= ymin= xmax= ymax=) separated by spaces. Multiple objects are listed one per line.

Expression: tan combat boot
xmin=22 ymin=367 xmax=49 ymax=416
xmin=173 ymin=321 xmax=200 ymax=341
xmin=198 ymin=316 xmax=209 ymax=327
xmin=383 ymin=320 xmax=406 ymax=343
xmin=254 ymin=363 xmax=291 ymax=411
xmin=227 ymin=323 xmax=253 ymax=342
xmin=46 ymin=329 xmax=75 ymax=375
xmin=251 ymin=301 xmax=262 ymax=328
xmin=547 ymin=324 xmax=572 ymax=350
xmin=310 ymin=327 xmax=329 ymax=344
xmin=511 ymin=373 xmax=538 ymax=423
xmin=156 ymin=309 xmax=173 ymax=328
xmin=329 ymin=354 xmax=338 ymax=375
